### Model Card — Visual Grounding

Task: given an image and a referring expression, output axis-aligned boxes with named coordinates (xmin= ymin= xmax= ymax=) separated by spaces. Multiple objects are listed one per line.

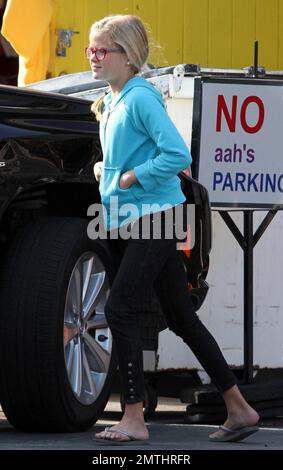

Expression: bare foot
xmin=95 ymin=418 xmax=149 ymax=442
xmin=209 ymin=407 xmax=259 ymax=440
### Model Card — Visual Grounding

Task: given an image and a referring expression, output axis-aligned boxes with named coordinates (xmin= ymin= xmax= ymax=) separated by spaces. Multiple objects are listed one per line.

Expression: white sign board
xmin=197 ymin=80 xmax=283 ymax=207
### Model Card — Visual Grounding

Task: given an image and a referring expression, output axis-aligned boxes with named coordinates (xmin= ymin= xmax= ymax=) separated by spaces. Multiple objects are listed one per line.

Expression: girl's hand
xmin=93 ymin=161 xmax=103 ymax=182
xmin=119 ymin=170 xmax=137 ymax=189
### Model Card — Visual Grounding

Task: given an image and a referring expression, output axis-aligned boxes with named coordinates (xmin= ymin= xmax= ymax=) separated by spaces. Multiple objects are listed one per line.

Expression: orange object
xmin=180 ymin=224 xmax=191 ymax=258
xmin=1 ymin=0 xmax=54 ymax=85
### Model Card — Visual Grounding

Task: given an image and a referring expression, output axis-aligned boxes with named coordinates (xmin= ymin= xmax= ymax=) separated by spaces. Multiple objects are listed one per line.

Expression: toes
xmin=209 ymin=430 xmax=224 ymax=439
xmin=95 ymin=431 xmax=110 ymax=439
xmin=95 ymin=430 xmax=126 ymax=442
xmin=107 ymin=432 xmax=127 ymax=442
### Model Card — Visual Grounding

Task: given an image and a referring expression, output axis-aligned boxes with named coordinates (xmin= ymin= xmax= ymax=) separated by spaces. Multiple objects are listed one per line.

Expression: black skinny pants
xmin=105 ymin=204 xmax=236 ymax=404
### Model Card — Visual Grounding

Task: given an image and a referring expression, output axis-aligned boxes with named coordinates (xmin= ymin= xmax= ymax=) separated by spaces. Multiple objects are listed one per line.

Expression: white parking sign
xmin=196 ymin=79 xmax=283 ymax=208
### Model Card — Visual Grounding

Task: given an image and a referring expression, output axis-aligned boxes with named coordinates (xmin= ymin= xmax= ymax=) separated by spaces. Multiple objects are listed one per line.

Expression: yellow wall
xmin=51 ymin=0 xmax=283 ymax=77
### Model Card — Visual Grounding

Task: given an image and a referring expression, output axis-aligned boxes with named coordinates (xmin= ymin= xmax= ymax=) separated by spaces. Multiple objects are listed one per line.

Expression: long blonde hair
xmin=91 ymin=93 xmax=107 ymax=121
xmin=90 ymin=15 xmax=149 ymax=120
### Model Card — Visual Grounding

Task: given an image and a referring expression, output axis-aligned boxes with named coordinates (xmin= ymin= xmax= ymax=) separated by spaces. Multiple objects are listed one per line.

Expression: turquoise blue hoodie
xmin=99 ymin=75 xmax=192 ymax=231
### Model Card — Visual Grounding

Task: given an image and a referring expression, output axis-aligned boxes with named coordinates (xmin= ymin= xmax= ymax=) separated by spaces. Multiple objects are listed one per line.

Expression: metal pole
xmin=254 ymin=41 xmax=258 ymax=78
xmin=243 ymin=210 xmax=254 ymax=383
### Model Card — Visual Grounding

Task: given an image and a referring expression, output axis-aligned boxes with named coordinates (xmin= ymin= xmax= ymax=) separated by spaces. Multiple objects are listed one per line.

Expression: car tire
xmin=0 ymin=216 xmax=117 ymax=432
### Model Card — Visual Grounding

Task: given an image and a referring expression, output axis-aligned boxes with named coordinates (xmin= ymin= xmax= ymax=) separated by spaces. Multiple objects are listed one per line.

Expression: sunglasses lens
xmin=85 ymin=48 xmax=107 ymax=60
xmin=96 ymin=49 xmax=105 ymax=60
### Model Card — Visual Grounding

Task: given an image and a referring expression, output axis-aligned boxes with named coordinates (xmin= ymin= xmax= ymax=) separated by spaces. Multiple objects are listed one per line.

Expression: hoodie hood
xmin=103 ymin=76 xmax=163 ymax=111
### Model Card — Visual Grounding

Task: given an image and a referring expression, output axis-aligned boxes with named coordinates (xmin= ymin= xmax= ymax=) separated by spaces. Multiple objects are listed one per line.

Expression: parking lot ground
xmin=0 ymin=394 xmax=282 ymax=451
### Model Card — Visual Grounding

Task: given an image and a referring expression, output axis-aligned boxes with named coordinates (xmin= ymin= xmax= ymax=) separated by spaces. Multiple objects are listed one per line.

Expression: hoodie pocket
xmin=129 ymin=181 xmax=145 ymax=200
xmin=99 ymin=167 xmax=135 ymax=207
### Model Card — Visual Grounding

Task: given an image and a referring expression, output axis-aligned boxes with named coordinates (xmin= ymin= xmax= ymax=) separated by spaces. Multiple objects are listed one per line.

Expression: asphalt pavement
xmin=0 ymin=395 xmax=282 ymax=451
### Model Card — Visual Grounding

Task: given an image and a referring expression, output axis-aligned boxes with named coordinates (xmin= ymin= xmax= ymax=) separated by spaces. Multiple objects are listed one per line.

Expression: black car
xmin=0 ymin=67 xmax=211 ymax=432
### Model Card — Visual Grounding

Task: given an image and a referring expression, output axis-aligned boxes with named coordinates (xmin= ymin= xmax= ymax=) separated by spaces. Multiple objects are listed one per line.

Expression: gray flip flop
xmin=93 ymin=426 xmax=150 ymax=446
xmin=209 ymin=424 xmax=259 ymax=442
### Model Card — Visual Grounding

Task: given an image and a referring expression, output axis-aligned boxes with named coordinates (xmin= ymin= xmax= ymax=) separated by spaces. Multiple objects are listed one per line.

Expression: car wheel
xmin=0 ymin=216 xmax=117 ymax=432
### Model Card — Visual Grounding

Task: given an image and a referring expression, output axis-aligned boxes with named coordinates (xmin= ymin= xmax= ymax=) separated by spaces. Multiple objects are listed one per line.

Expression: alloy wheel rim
xmin=63 ymin=252 xmax=112 ymax=405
